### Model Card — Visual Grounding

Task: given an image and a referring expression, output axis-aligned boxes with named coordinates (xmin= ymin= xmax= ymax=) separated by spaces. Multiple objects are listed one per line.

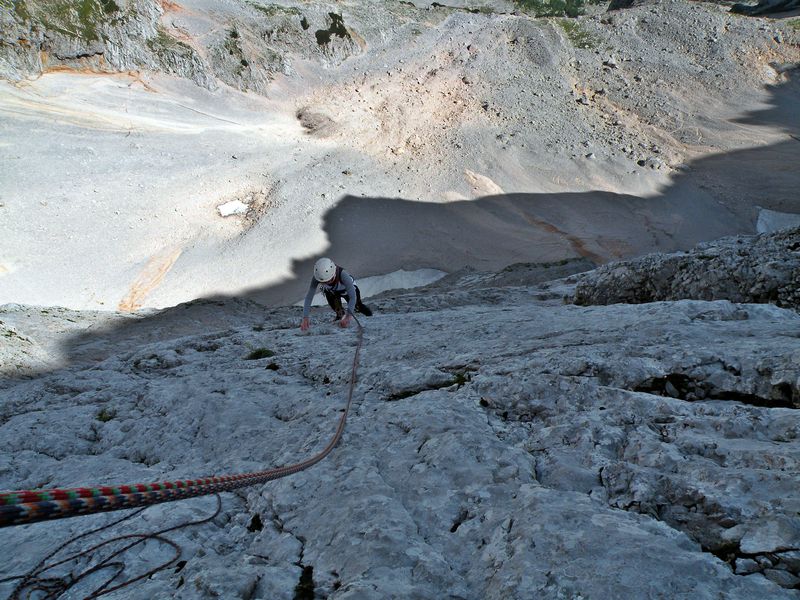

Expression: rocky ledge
xmin=574 ymin=225 xmax=800 ymax=311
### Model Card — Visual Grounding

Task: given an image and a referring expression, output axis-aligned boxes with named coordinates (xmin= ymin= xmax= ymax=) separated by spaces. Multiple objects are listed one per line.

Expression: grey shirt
xmin=302 ymin=268 xmax=357 ymax=318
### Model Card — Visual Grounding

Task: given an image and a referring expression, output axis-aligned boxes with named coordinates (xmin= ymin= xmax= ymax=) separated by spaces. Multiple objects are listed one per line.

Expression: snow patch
xmin=302 ymin=268 xmax=447 ymax=306
xmin=757 ymin=208 xmax=800 ymax=234
xmin=356 ymin=268 xmax=447 ymax=298
xmin=217 ymin=200 xmax=249 ymax=217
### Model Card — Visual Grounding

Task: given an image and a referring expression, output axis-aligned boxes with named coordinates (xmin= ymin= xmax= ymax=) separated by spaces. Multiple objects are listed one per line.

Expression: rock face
xmin=1 ymin=3 xmax=799 ymax=594
xmin=0 ymin=0 xmax=364 ymax=93
xmin=731 ymin=0 xmax=800 ymax=15
xmin=574 ymin=225 xmax=800 ymax=311
xmin=1 ymin=248 xmax=799 ymax=598
xmin=0 ymin=0 xmax=212 ymax=85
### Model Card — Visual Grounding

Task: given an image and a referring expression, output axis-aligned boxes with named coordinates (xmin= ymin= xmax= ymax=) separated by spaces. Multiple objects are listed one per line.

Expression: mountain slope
xmin=1 ymin=228 xmax=799 ymax=598
xmin=1 ymin=1 xmax=799 ymax=310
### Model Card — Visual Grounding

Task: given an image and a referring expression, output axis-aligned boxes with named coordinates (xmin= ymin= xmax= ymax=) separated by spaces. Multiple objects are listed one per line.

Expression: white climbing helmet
xmin=314 ymin=257 xmax=336 ymax=282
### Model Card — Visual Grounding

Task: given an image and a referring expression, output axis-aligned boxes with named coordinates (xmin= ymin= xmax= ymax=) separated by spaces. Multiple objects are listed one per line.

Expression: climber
xmin=300 ymin=257 xmax=372 ymax=331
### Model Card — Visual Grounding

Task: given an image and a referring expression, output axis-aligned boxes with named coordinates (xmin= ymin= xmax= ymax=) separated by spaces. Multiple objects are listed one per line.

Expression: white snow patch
xmin=757 ymin=208 xmax=800 ymax=234
xmin=217 ymin=200 xmax=249 ymax=217
xmin=302 ymin=268 xmax=447 ymax=306
xmin=356 ymin=268 xmax=447 ymax=298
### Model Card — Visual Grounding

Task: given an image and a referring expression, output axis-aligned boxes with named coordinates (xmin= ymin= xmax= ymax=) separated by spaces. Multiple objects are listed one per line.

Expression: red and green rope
xmin=0 ymin=320 xmax=363 ymax=528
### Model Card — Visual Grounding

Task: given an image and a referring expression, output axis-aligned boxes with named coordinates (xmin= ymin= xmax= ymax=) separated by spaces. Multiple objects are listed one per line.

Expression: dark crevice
xmin=703 ymin=540 xmax=743 ymax=567
xmin=450 ymin=508 xmax=470 ymax=533
xmin=602 ymin=479 xmax=800 ymax=590
xmin=293 ymin=565 xmax=315 ymax=600
xmin=248 ymin=513 xmax=263 ymax=532
xmin=633 ymin=373 xmax=797 ymax=409
xmin=702 ymin=542 xmax=800 ymax=588
xmin=386 ymin=371 xmax=472 ymax=401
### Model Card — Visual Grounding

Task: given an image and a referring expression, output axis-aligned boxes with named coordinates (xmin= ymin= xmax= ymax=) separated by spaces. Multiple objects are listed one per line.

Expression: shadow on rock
xmin=1 ymin=68 xmax=798 ymax=382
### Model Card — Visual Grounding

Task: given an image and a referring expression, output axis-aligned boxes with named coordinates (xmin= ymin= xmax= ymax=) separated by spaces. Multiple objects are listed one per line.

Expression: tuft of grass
xmin=387 ymin=369 xmax=474 ymax=401
xmin=429 ymin=2 xmax=498 ymax=14
xmin=514 ymin=0 xmax=602 ymax=18
xmin=146 ymin=25 xmax=195 ymax=58
xmin=248 ymin=1 xmax=301 ymax=17
xmin=449 ymin=370 xmax=472 ymax=389
xmin=245 ymin=347 xmax=276 ymax=360
xmin=557 ymin=18 xmax=601 ymax=49
xmin=96 ymin=407 xmax=116 ymax=422
xmin=788 ymin=19 xmax=800 ymax=32
xmin=12 ymin=0 xmax=32 ymax=21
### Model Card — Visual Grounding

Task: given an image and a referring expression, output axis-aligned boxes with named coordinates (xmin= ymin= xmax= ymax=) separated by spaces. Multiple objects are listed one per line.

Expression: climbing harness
xmin=0 ymin=318 xmax=364 ymax=528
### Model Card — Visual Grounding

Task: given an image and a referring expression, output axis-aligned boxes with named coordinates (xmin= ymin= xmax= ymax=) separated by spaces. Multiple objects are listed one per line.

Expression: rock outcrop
xmin=574 ymin=226 xmax=800 ymax=310
xmin=732 ymin=0 xmax=800 ymax=15
xmin=0 ymin=0 xmax=212 ymax=85
xmin=0 ymin=0 xmax=364 ymax=93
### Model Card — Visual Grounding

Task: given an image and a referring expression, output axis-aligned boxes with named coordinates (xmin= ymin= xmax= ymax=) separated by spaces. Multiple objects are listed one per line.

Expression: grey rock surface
xmin=574 ymin=225 xmax=800 ymax=311
xmin=1 ymin=4 xmax=799 ymax=594
xmin=1 ymin=256 xmax=799 ymax=598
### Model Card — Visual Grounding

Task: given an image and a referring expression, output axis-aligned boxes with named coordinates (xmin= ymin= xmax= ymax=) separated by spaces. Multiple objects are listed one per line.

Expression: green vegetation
xmin=557 ymin=18 xmax=601 ymax=49
xmin=248 ymin=1 xmax=301 ymax=17
xmin=245 ymin=347 xmax=276 ymax=360
xmin=146 ymin=25 xmax=195 ymax=59
xmin=449 ymin=370 xmax=471 ymax=389
xmin=513 ymin=0 xmax=602 ymax=18
xmin=12 ymin=0 xmax=121 ymax=42
xmin=96 ymin=407 xmax=116 ymax=422
xmin=788 ymin=19 xmax=800 ymax=32
xmin=8 ymin=0 xmax=32 ymax=21
xmin=225 ymin=28 xmax=242 ymax=54
xmin=220 ymin=28 xmax=253 ymax=74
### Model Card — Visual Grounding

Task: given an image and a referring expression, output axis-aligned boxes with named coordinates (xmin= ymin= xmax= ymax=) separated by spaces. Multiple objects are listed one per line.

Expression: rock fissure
xmin=633 ymin=373 xmax=798 ymax=409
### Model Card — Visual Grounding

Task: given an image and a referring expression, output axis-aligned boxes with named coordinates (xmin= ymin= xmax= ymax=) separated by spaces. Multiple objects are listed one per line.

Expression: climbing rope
xmin=0 ymin=495 xmax=221 ymax=599
xmin=0 ymin=318 xmax=363 ymax=528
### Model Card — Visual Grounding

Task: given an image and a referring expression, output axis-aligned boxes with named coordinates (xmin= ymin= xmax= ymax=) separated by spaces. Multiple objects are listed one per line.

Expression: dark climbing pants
xmin=324 ymin=286 xmax=364 ymax=316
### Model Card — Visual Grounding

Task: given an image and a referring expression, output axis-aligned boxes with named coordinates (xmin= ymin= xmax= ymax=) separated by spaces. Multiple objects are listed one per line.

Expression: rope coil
xmin=0 ymin=319 xmax=363 ymax=528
